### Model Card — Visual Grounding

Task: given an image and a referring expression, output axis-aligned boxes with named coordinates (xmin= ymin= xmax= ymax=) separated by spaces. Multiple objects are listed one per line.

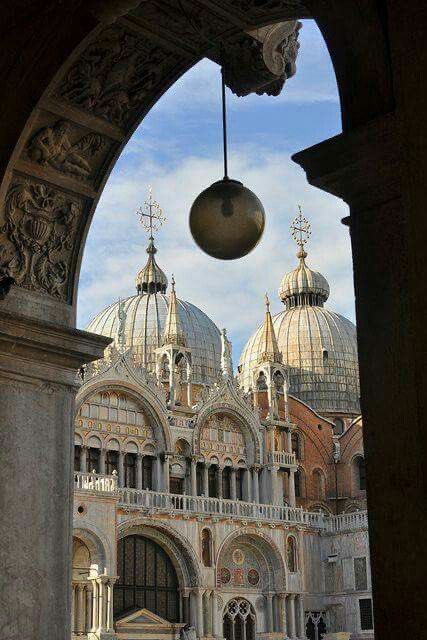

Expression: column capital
xmin=251 ymin=464 xmax=261 ymax=474
xmin=292 ymin=112 xmax=400 ymax=212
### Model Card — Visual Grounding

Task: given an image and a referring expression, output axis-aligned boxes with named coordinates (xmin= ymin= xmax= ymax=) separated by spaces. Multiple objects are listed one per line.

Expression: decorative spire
xmin=279 ymin=207 xmax=330 ymax=308
xmin=258 ymin=293 xmax=282 ymax=364
xmin=135 ymin=186 xmax=168 ymax=294
xmin=162 ymin=274 xmax=187 ymax=347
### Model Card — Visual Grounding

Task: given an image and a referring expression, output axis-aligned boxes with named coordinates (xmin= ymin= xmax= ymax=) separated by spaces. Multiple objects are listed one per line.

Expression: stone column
xmin=90 ymin=578 xmax=98 ymax=632
xmin=118 ymin=451 xmax=125 ymax=487
xmin=203 ymin=590 xmax=212 ymax=636
xmin=211 ymin=591 xmax=219 ymax=638
xmin=217 ymin=466 xmax=223 ymax=499
xmin=203 ymin=463 xmax=209 ymax=497
xmin=76 ymin=583 xmax=85 ymax=633
xmin=80 ymin=445 xmax=88 ymax=472
xmin=297 ymin=594 xmax=305 ymax=639
xmin=286 ymin=429 xmax=292 ymax=454
xmin=182 ymin=591 xmax=190 ymax=625
xmin=136 ymin=453 xmax=143 ymax=490
xmin=85 ymin=584 xmax=92 ymax=633
xmin=163 ymin=454 xmax=170 ymax=493
xmin=252 ymin=466 xmax=260 ymax=503
xmin=71 ymin=583 xmax=76 ymax=634
xmin=288 ymin=469 xmax=296 ymax=507
xmin=230 ymin=467 xmax=237 ymax=500
xmin=266 ymin=593 xmax=274 ymax=632
xmin=99 ymin=447 xmax=106 ymax=474
xmin=0 ymin=312 xmax=109 ymax=640
xmin=106 ymin=578 xmax=116 ymax=632
xmin=190 ymin=457 xmax=197 ymax=496
xmin=244 ymin=467 xmax=252 ymax=502
xmin=196 ymin=589 xmax=204 ymax=637
xmin=287 ymin=594 xmax=296 ymax=639
xmin=278 ymin=593 xmax=287 ymax=637
xmin=270 ymin=465 xmax=280 ymax=505
xmin=156 ymin=455 xmax=162 ymax=491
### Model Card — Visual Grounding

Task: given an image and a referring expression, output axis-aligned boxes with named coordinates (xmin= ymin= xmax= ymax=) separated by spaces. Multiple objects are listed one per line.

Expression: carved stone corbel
xmin=216 ymin=20 xmax=301 ymax=97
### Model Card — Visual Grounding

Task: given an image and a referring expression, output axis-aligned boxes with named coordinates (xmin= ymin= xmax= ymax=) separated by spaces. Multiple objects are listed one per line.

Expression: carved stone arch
xmin=194 ymin=403 xmax=262 ymax=465
xmin=72 ymin=524 xmax=112 ymax=574
xmin=117 ymin=518 xmax=202 ymax=588
xmin=216 ymin=528 xmax=286 ymax=591
xmin=76 ymin=378 xmax=171 ymax=452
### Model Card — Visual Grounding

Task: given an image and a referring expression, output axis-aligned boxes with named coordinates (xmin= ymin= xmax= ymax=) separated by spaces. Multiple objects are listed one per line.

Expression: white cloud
xmin=78 ymin=146 xmax=354 ymax=360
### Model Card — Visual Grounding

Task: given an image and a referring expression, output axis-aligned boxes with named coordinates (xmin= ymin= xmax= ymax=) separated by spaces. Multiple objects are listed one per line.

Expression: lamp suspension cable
xmin=221 ymin=58 xmax=229 ymax=180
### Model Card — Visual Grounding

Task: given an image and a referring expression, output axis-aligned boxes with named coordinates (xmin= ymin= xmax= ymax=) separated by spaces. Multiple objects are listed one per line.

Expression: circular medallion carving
xmin=220 ymin=567 xmax=231 ymax=584
xmin=247 ymin=568 xmax=260 ymax=586
xmin=232 ymin=548 xmax=245 ymax=565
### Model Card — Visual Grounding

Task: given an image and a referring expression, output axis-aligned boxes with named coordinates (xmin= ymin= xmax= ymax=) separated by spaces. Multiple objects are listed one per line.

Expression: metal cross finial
xmin=264 ymin=293 xmax=270 ymax=311
xmin=291 ymin=205 xmax=311 ymax=249
xmin=136 ymin=186 xmax=166 ymax=239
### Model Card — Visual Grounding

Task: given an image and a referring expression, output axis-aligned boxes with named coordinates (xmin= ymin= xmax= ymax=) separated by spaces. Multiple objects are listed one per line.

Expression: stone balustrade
xmin=268 ymin=451 xmax=297 ymax=466
xmin=74 ymin=470 xmax=118 ymax=494
xmin=322 ymin=510 xmax=368 ymax=533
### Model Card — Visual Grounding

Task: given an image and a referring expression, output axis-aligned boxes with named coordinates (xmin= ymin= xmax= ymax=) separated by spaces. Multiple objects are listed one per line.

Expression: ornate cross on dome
xmin=136 ymin=186 xmax=166 ymax=239
xmin=291 ymin=205 xmax=311 ymax=250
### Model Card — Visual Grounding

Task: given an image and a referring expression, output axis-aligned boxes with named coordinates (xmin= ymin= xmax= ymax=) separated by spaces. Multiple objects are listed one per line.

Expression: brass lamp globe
xmin=189 ymin=61 xmax=266 ymax=260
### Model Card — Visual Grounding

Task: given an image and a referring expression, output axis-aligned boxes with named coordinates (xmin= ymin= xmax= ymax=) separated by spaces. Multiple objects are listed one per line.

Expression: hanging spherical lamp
xmin=189 ymin=61 xmax=265 ymax=260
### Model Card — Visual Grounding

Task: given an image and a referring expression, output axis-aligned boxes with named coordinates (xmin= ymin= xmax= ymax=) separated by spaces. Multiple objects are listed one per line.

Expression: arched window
xmin=124 ymin=453 xmax=137 ymax=488
xmin=106 ymin=449 xmax=118 ymax=475
xmin=74 ymin=445 xmax=81 ymax=471
xmin=295 ymin=469 xmax=302 ymax=498
xmin=208 ymin=465 xmax=218 ymax=498
xmin=256 ymin=371 xmax=268 ymax=391
xmin=223 ymin=599 xmax=256 ymax=640
xmin=142 ymin=456 xmax=153 ymax=490
xmin=222 ymin=467 xmax=232 ymax=499
xmin=291 ymin=432 xmax=300 ymax=459
xmin=286 ymin=536 xmax=298 ymax=572
xmin=273 ymin=370 xmax=285 ymax=394
xmin=115 ymin=535 xmax=179 ymax=621
xmin=196 ymin=462 xmax=204 ymax=496
xmin=333 ymin=417 xmax=344 ymax=436
xmin=88 ymin=447 xmax=100 ymax=473
xmin=356 ymin=456 xmax=366 ymax=491
xmin=201 ymin=528 xmax=212 ymax=567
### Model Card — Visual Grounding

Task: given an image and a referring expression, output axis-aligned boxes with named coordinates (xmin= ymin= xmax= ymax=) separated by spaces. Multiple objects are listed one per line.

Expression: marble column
xmin=244 ymin=467 xmax=252 ymax=502
xmin=106 ymin=578 xmax=115 ymax=632
xmin=287 ymin=594 xmax=296 ymax=639
xmin=203 ymin=590 xmax=212 ymax=636
xmin=278 ymin=593 xmax=287 ymax=637
xmin=136 ymin=453 xmax=143 ymax=490
xmin=0 ymin=311 xmax=109 ymax=640
xmin=217 ymin=466 xmax=223 ymax=499
xmin=196 ymin=589 xmax=204 ymax=637
xmin=99 ymin=447 xmax=106 ymax=474
xmin=76 ymin=583 xmax=85 ymax=633
xmin=252 ymin=466 xmax=260 ymax=503
xmin=286 ymin=429 xmax=292 ymax=454
xmin=211 ymin=591 xmax=219 ymax=638
xmin=85 ymin=584 xmax=92 ymax=633
xmin=297 ymin=594 xmax=305 ymax=639
xmin=266 ymin=593 xmax=274 ymax=632
xmin=80 ymin=445 xmax=88 ymax=472
xmin=118 ymin=451 xmax=125 ymax=487
xmin=90 ymin=579 xmax=98 ymax=632
xmin=288 ymin=469 xmax=296 ymax=507
xmin=230 ymin=467 xmax=237 ymax=500
xmin=203 ymin=463 xmax=209 ymax=497
xmin=71 ymin=583 xmax=76 ymax=634
xmin=270 ymin=465 xmax=280 ymax=505
xmin=182 ymin=592 xmax=190 ymax=625
xmin=163 ymin=454 xmax=170 ymax=493
xmin=190 ymin=457 xmax=197 ymax=495
xmin=155 ymin=455 xmax=162 ymax=490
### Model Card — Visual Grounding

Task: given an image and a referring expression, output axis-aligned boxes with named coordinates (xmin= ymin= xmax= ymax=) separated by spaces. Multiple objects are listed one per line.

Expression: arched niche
xmin=195 ymin=410 xmax=258 ymax=466
xmin=72 ymin=526 xmax=110 ymax=576
xmin=76 ymin=382 xmax=170 ymax=452
xmin=216 ymin=530 xmax=286 ymax=592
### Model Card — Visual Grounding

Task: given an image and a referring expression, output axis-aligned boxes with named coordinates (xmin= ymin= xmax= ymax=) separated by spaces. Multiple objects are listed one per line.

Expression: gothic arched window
xmin=286 ymin=536 xmax=298 ymax=572
xmin=124 ymin=453 xmax=137 ymax=488
xmin=201 ymin=528 xmax=212 ymax=567
xmin=115 ymin=535 xmax=179 ymax=621
xmin=223 ymin=599 xmax=256 ymax=640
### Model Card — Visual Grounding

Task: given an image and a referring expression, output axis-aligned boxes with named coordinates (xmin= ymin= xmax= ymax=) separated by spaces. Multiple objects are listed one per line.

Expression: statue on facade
xmin=180 ymin=624 xmax=197 ymax=640
xmin=221 ymin=327 xmax=233 ymax=378
xmin=117 ymin=298 xmax=127 ymax=350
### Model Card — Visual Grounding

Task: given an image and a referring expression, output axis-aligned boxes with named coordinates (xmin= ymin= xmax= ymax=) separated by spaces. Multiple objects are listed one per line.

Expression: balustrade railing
xmin=268 ymin=451 xmax=297 ymax=466
xmin=74 ymin=471 xmax=118 ymax=493
xmin=73 ymin=472 xmax=367 ymax=532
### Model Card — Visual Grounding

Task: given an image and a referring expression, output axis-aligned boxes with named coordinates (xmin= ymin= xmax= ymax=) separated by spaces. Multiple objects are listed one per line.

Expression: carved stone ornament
xmin=25 ymin=119 xmax=108 ymax=184
xmin=221 ymin=20 xmax=301 ymax=97
xmin=57 ymin=25 xmax=178 ymax=128
xmin=0 ymin=177 xmax=82 ymax=300
xmin=226 ymin=0 xmax=307 ymax=18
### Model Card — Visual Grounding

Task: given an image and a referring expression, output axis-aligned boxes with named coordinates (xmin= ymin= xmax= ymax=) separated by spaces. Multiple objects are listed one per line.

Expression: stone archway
xmin=0 ymin=4 xmax=426 ymax=640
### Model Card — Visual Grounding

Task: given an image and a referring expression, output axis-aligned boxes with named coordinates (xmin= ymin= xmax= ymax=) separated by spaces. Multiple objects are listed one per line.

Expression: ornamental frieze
xmin=56 ymin=24 xmax=180 ymax=128
xmin=0 ymin=177 xmax=84 ymax=301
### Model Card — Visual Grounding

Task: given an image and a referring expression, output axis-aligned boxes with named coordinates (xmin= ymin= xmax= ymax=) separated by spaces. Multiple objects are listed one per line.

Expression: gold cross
xmin=136 ymin=186 xmax=166 ymax=238
xmin=291 ymin=204 xmax=311 ymax=248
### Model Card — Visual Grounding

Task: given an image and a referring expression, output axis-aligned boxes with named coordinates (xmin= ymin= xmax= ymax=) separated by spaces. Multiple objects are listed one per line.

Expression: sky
xmin=77 ymin=19 xmax=355 ymax=361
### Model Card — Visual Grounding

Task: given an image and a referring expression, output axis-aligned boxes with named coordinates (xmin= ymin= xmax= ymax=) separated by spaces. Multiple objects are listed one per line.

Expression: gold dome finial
xmin=291 ymin=204 xmax=311 ymax=260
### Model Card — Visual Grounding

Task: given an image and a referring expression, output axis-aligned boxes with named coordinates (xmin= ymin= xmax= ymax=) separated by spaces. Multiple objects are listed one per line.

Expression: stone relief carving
xmin=57 ymin=25 xmax=178 ymax=128
xmin=0 ymin=178 xmax=82 ymax=300
xmin=25 ymin=120 xmax=107 ymax=183
xmin=226 ymin=0 xmax=307 ymax=17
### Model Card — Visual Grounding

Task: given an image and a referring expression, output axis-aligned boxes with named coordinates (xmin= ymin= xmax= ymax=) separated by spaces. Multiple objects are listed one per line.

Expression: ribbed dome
xmin=279 ymin=249 xmax=330 ymax=307
xmin=239 ymin=306 xmax=360 ymax=415
xmin=135 ymin=237 xmax=168 ymax=294
xmin=86 ymin=293 xmax=222 ymax=385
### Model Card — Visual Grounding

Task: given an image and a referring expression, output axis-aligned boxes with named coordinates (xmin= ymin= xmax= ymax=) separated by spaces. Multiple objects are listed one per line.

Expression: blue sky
xmin=77 ymin=19 xmax=355 ymax=361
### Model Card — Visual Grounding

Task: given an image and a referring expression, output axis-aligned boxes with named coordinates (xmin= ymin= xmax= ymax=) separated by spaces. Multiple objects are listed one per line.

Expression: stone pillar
xmin=0 ymin=312 xmax=109 ymax=640
xmin=163 ymin=454 xmax=170 ymax=493
xmin=286 ymin=429 xmax=292 ymax=454
xmin=203 ymin=463 xmax=209 ymax=497
xmin=211 ymin=591 xmax=219 ymax=638
xmin=278 ymin=593 xmax=287 ymax=637
xmin=85 ymin=584 xmax=92 ymax=633
xmin=217 ymin=466 xmax=223 ymax=499
xmin=71 ymin=583 xmax=76 ymax=634
xmin=106 ymin=578 xmax=115 ymax=632
xmin=118 ymin=451 xmax=125 ymax=487
xmin=252 ymin=466 xmax=260 ymax=503
xmin=156 ymin=455 xmax=162 ymax=491
xmin=266 ymin=593 xmax=274 ymax=632
xmin=99 ymin=447 xmax=106 ymax=474
xmin=297 ymin=594 xmax=305 ymax=639
xmin=203 ymin=590 xmax=212 ymax=636
xmin=270 ymin=465 xmax=280 ymax=505
xmin=136 ymin=453 xmax=143 ymax=490
xmin=81 ymin=445 xmax=88 ymax=472
xmin=230 ymin=467 xmax=237 ymax=500
xmin=288 ymin=469 xmax=296 ymax=507
xmin=244 ymin=467 xmax=252 ymax=502
xmin=76 ymin=583 xmax=85 ymax=633
xmin=268 ymin=424 xmax=275 ymax=454
xmin=287 ymin=594 xmax=296 ymax=639
xmin=91 ymin=579 xmax=98 ymax=632
xmin=196 ymin=589 xmax=204 ymax=637
xmin=97 ymin=577 xmax=105 ymax=633
xmin=182 ymin=592 xmax=190 ymax=625
xmin=190 ymin=457 xmax=197 ymax=496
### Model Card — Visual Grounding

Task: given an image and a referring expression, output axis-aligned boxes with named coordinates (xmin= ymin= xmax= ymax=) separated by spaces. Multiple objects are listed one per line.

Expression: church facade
xmin=72 ymin=211 xmax=372 ymax=640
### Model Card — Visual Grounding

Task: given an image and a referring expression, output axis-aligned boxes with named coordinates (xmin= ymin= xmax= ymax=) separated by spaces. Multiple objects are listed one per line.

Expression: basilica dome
xmin=238 ymin=226 xmax=360 ymax=416
xmin=86 ymin=237 xmax=222 ymax=385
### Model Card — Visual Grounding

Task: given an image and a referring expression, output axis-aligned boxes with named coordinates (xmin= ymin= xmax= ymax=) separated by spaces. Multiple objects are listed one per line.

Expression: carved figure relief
xmin=26 ymin=120 xmax=107 ymax=183
xmin=0 ymin=178 xmax=82 ymax=300
xmin=57 ymin=26 xmax=178 ymax=127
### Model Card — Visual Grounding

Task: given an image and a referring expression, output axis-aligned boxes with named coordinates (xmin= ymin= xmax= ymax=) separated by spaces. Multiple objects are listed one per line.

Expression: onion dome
xmin=135 ymin=236 xmax=168 ymax=294
xmin=238 ymin=209 xmax=360 ymax=416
